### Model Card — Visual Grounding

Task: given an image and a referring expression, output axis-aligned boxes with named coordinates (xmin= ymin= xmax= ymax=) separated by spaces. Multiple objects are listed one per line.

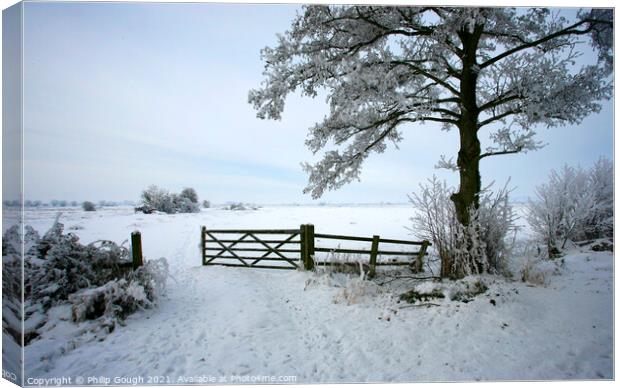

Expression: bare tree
xmin=250 ymin=6 xmax=612 ymax=232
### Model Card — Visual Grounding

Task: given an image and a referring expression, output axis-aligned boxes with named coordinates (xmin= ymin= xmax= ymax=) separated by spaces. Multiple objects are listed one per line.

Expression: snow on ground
xmin=21 ymin=205 xmax=613 ymax=383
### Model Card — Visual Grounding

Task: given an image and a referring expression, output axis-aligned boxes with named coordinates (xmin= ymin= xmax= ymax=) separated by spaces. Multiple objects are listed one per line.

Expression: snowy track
xmin=23 ymin=206 xmax=613 ymax=382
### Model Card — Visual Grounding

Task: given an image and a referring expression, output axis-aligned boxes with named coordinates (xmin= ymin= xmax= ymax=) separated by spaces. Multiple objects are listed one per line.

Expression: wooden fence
xmin=201 ymin=224 xmax=430 ymax=277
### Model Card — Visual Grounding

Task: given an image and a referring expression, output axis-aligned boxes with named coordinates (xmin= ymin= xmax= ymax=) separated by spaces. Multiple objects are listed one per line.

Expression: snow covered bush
xmin=2 ymin=225 xmax=27 ymax=345
xmin=583 ymin=157 xmax=613 ymax=239
xmin=82 ymin=201 xmax=96 ymax=211
xmin=140 ymin=185 xmax=175 ymax=213
xmin=1 ymin=220 xmax=169 ymax=344
xmin=173 ymin=194 xmax=200 ymax=214
xmin=179 ymin=187 xmax=199 ymax=204
xmin=69 ymin=258 xmax=169 ymax=322
xmin=526 ymin=158 xmax=613 ymax=259
xmin=202 ymin=200 xmax=211 ymax=208
xmin=224 ymin=202 xmax=260 ymax=211
xmin=410 ymin=177 xmax=516 ymax=279
xmin=139 ymin=185 xmax=200 ymax=214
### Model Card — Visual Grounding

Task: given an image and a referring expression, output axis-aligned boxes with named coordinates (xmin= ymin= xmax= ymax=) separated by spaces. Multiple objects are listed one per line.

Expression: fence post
xmin=300 ymin=224 xmax=316 ymax=271
xmin=368 ymin=235 xmax=380 ymax=279
xmin=131 ymin=231 xmax=143 ymax=270
xmin=413 ymin=240 xmax=429 ymax=273
xmin=300 ymin=224 xmax=307 ymax=269
xmin=201 ymin=226 xmax=207 ymax=265
xmin=306 ymin=224 xmax=315 ymax=271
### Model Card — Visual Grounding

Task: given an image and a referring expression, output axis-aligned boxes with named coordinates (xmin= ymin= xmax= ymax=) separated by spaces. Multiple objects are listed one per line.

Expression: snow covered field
xmin=20 ymin=205 xmax=613 ymax=383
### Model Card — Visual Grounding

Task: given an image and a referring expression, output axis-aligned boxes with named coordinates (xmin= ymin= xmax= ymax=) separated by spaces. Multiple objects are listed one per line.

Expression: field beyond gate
xmin=201 ymin=225 xmax=430 ymax=277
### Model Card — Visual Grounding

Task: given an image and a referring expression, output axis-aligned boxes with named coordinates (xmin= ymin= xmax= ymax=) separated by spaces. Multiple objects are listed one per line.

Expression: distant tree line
xmin=5 ymin=200 xmax=136 ymax=208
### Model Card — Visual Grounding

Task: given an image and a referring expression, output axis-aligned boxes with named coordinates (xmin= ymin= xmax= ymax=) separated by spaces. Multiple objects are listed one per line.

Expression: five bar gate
xmin=201 ymin=224 xmax=430 ymax=277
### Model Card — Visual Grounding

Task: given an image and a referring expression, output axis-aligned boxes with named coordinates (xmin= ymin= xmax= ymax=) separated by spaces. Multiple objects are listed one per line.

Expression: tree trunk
xmin=450 ymin=123 xmax=481 ymax=226
xmin=451 ymin=27 xmax=483 ymax=225
xmin=442 ymin=26 xmax=484 ymax=279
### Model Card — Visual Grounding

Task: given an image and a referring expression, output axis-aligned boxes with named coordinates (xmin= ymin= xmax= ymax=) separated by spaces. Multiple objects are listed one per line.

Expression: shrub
xmin=138 ymin=185 xmax=200 ymax=214
xmin=179 ymin=187 xmax=199 ymax=204
xmin=584 ymin=157 xmax=613 ymax=239
xmin=69 ymin=258 xmax=168 ymax=322
xmin=2 ymin=220 xmax=169 ymax=344
xmin=410 ymin=176 xmax=516 ymax=279
xmin=82 ymin=201 xmax=96 ymax=211
xmin=224 ymin=202 xmax=259 ymax=211
xmin=202 ymin=200 xmax=211 ymax=208
xmin=526 ymin=157 xmax=613 ymax=258
xmin=173 ymin=194 xmax=200 ymax=214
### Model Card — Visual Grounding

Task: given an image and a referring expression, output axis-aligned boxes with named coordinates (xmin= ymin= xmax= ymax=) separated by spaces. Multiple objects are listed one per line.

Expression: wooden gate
xmin=201 ymin=224 xmax=430 ymax=275
xmin=201 ymin=227 xmax=304 ymax=270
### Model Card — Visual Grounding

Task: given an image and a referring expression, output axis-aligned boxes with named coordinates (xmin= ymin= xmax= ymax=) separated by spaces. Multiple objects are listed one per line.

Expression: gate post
xmin=300 ymin=224 xmax=315 ymax=271
xmin=201 ymin=226 xmax=207 ymax=265
xmin=131 ymin=231 xmax=143 ymax=270
xmin=368 ymin=235 xmax=380 ymax=279
xmin=413 ymin=240 xmax=429 ymax=273
xmin=306 ymin=224 xmax=315 ymax=270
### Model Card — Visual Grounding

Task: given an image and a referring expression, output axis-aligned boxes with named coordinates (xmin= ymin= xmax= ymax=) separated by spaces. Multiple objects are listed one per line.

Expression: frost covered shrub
xmin=140 ymin=185 xmax=176 ymax=214
xmin=202 ymin=200 xmax=211 ymax=208
xmin=410 ymin=177 xmax=516 ymax=279
xmin=583 ymin=157 xmax=613 ymax=239
xmin=139 ymin=185 xmax=200 ymax=214
xmin=82 ymin=201 xmax=96 ymax=211
xmin=69 ymin=258 xmax=169 ymax=322
xmin=26 ymin=217 xmax=141 ymax=307
xmin=1 ymin=220 xmax=169 ymax=340
xmin=172 ymin=194 xmax=200 ymax=214
xmin=179 ymin=187 xmax=199 ymax=204
xmin=1 ymin=225 xmax=32 ymax=344
xmin=226 ymin=202 xmax=247 ymax=211
xmin=3 ymin=225 xmax=46 ymax=343
xmin=526 ymin=158 xmax=613 ymax=259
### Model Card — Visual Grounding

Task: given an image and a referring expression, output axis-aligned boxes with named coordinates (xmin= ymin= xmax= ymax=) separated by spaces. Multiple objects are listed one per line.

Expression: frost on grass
xmin=520 ymin=258 xmax=564 ymax=286
xmin=305 ymin=253 xmax=381 ymax=305
xmin=2 ymin=219 xmax=169 ymax=347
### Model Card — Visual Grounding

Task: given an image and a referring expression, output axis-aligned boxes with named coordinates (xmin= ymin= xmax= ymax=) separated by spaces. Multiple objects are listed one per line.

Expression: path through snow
xmin=23 ymin=206 xmax=613 ymax=382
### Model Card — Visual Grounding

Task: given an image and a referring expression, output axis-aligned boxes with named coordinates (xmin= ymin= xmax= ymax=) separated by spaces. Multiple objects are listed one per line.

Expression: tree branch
xmin=480 ymin=18 xmax=604 ymax=69
xmin=391 ymin=60 xmax=460 ymax=96
xmin=479 ymin=147 xmax=523 ymax=160
xmin=478 ymin=109 xmax=521 ymax=128
xmin=479 ymin=93 xmax=521 ymax=112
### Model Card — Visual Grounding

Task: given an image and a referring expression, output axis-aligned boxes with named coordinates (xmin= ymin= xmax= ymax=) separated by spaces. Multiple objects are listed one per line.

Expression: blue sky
xmin=20 ymin=2 xmax=613 ymax=204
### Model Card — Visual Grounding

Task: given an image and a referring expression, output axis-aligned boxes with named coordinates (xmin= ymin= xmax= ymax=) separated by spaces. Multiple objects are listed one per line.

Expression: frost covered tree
xmin=527 ymin=165 xmax=594 ymax=258
xmin=82 ymin=201 xmax=96 ymax=211
xmin=527 ymin=157 xmax=613 ymax=258
xmin=179 ymin=187 xmax=199 ymax=204
xmin=249 ymin=6 xmax=612 ymax=230
xmin=139 ymin=185 xmax=200 ymax=214
xmin=585 ymin=156 xmax=613 ymax=239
